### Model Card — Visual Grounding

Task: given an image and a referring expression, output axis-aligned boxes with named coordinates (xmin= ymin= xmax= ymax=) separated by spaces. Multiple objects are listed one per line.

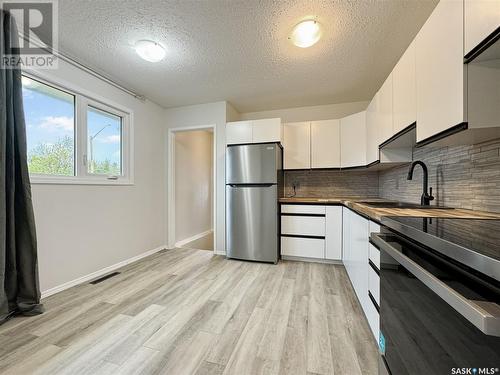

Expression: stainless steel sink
xmin=362 ymin=201 xmax=454 ymax=209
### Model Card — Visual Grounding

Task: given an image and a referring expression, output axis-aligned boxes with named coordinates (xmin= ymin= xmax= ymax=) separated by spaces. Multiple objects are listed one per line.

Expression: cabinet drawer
xmin=366 ymin=290 xmax=380 ymax=342
xmin=281 ymin=204 xmax=325 ymax=214
xmin=369 ymin=243 xmax=380 ymax=269
xmin=369 ymin=221 xmax=380 ymax=233
xmin=368 ymin=265 xmax=380 ymax=305
xmin=281 ymin=237 xmax=325 ymax=259
xmin=281 ymin=216 xmax=325 ymax=237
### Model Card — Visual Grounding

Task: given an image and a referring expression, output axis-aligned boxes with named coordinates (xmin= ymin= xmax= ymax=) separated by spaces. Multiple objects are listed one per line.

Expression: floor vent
xmin=90 ymin=271 xmax=121 ymax=285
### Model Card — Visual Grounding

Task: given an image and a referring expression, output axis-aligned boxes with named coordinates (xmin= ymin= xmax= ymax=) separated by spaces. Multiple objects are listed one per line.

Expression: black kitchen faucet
xmin=407 ymin=160 xmax=434 ymax=206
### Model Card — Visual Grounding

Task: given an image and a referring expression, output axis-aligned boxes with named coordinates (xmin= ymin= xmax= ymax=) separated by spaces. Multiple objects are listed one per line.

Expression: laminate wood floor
xmin=0 ymin=248 xmax=378 ymax=375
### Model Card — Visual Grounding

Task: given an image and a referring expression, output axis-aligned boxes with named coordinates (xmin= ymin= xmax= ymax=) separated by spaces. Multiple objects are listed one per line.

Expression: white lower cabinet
xmin=368 ymin=264 xmax=380 ymax=304
xmin=281 ymin=204 xmax=325 ymax=215
xmin=366 ymin=291 xmax=380 ymax=342
xmin=280 ymin=204 xmax=342 ymax=261
xmin=325 ymin=206 xmax=342 ymax=260
xmin=369 ymin=242 xmax=380 ymax=269
xmin=342 ymin=207 xmax=380 ymax=342
xmin=368 ymin=247 xmax=380 ymax=342
xmin=342 ymin=207 xmax=353 ymax=276
xmin=350 ymin=210 xmax=370 ymax=312
xmin=281 ymin=237 xmax=325 ymax=259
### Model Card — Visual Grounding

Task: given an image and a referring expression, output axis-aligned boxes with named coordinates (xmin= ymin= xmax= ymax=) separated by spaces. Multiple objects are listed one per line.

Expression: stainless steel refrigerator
xmin=226 ymin=143 xmax=283 ymax=263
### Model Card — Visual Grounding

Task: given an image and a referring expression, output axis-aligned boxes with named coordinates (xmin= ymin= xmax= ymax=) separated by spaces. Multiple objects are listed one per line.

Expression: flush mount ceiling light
xmin=290 ymin=20 xmax=322 ymax=48
xmin=134 ymin=40 xmax=166 ymax=62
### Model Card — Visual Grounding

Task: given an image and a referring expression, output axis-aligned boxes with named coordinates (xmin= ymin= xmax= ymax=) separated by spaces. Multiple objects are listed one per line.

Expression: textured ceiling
xmin=54 ymin=0 xmax=438 ymax=112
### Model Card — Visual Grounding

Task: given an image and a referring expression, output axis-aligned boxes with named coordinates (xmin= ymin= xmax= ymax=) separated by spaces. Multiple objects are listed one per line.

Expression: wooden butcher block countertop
xmin=279 ymin=197 xmax=500 ymax=222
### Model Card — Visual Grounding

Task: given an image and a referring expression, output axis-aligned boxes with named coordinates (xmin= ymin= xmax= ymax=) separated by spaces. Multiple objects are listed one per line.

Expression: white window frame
xmin=23 ymin=70 xmax=134 ymax=185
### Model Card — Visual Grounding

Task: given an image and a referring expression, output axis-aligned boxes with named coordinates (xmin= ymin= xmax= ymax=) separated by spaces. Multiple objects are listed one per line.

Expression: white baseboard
xmin=214 ymin=250 xmax=226 ymax=256
xmin=175 ymin=229 xmax=213 ymax=248
xmin=281 ymin=255 xmax=343 ymax=265
xmin=41 ymin=245 xmax=166 ymax=299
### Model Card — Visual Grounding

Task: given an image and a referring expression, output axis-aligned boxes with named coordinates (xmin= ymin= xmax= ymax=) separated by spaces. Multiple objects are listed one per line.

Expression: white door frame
xmin=167 ymin=124 xmax=217 ymax=249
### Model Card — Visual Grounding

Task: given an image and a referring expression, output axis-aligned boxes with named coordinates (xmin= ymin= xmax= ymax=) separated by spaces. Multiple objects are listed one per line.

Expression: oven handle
xmin=371 ymin=233 xmax=500 ymax=337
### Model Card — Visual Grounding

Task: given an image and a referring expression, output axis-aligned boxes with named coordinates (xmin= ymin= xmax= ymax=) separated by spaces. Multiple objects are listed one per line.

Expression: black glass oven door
xmin=371 ymin=233 xmax=500 ymax=375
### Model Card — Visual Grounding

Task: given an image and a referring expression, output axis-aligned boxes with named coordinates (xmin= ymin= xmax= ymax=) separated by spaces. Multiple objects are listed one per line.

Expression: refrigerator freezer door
xmin=226 ymin=184 xmax=278 ymax=263
xmin=226 ymin=143 xmax=280 ymax=184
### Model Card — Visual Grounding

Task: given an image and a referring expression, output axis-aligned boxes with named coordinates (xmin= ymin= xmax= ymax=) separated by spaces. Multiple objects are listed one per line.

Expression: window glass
xmin=22 ymin=76 xmax=75 ymax=176
xmin=87 ymin=106 xmax=122 ymax=175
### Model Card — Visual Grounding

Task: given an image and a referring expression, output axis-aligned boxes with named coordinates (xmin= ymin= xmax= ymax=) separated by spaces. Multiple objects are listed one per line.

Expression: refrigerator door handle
xmin=227 ymin=183 xmax=275 ymax=187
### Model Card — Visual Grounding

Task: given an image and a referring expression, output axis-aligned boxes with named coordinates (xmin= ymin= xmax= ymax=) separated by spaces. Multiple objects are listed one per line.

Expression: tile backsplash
xmin=284 ymin=169 xmax=379 ymax=198
xmin=379 ymin=138 xmax=500 ymax=213
xmin=284 ymin=138 xmax=500 ymax=213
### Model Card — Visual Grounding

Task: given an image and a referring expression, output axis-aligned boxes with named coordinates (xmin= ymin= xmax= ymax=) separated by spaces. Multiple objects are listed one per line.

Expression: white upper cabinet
xmin=393 ymin=41 xmax=416 ymax=133
xmin=416 ymin=0 xmax=464 ymax=143
xmin=465 ymin=0 xmax=500 ymax=56
xmin=283 ymin=122 xmax=311 ymax=169
xmin=226 ymin=118 xmax=282 ymax=145
xmin=340 ymin=111 xmax=366 ymax=168
xmin=378 ymin=73 xmax=394 ymax=144
xmin=226 ymin=121 xmax=252 ymax=145
xmin=366 ymin=94 xmax=379 ymax=164
xmin=252 ymin=118 xmax=282 ymax=143
xmin=311 ymin=119 xmax=341 ymax=168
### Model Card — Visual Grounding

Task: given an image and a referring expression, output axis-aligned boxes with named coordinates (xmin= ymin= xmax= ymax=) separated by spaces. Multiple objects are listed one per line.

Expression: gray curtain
xmin=0 ymin=10 xmax=44 ymax=323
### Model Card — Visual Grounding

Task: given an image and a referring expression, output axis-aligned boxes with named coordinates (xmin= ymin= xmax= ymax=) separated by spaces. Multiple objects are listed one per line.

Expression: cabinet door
xmin=226 ymin=121 xmax=252 ymax=145
xmin=365 ymin=94 xmax=379 ymax=164
xmin=378 ymin=73 xmax=394 ymax=144
xmin=340 ymin=111 xmax=366 ymax=168
xmin=366 ymin=288 xmax=380 ymax=342
xmin=393 ymin=41 xmax=416 ymax=133
xmin=325 ymin=206 xmax=342 ymax=260
xmin=252 ymin=118 xmax=282 ymax=143
xmin=342 ymin=207 xmax=353 ymax=277
xmin=351 ymin=211 xmax=369 ymax=313
xmin=416 ymin=0 xmax=464 ymax=143
xmin=311 ymin=119 xmax=341 ymax=168
xmin=283 ymin=122 xmax=310 ymax=169
xmin=465 ymin=0 xmax=500 ymax=56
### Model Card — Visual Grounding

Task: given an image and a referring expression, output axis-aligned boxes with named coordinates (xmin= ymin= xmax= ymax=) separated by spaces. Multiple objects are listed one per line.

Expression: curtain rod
xmin=19 ymin=33 xmax=146 ymax=101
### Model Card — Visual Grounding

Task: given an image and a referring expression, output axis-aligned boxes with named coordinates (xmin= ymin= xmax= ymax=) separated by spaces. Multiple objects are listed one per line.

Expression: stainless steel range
xmin=371 ymin=217 xmax=500 ymax=375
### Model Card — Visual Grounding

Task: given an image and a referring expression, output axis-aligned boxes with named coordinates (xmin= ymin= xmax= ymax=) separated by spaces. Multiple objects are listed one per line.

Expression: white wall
xmin=164 ymin=101 xmax=227 ymax=254
xmin=226 ymin=101 xmax=240 ymax=122
xmin=240 ymin=101 xmax=369 ymax=122
xmin=30 ymin=61 xmax=166 ymax=293
xmin=174 ymin=130 xmax=213 ymax=243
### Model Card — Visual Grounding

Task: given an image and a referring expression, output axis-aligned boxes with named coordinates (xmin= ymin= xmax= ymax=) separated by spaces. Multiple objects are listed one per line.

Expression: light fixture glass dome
xmin=134 ymin=40 xmax=166 ymax=62
xmin=290 ymin=20 xmax=322 ymax=48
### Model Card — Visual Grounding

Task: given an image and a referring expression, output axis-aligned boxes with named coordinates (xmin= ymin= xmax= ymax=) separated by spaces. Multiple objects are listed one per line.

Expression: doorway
xmin=168 ymin=126 xmax=215 ymax=251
